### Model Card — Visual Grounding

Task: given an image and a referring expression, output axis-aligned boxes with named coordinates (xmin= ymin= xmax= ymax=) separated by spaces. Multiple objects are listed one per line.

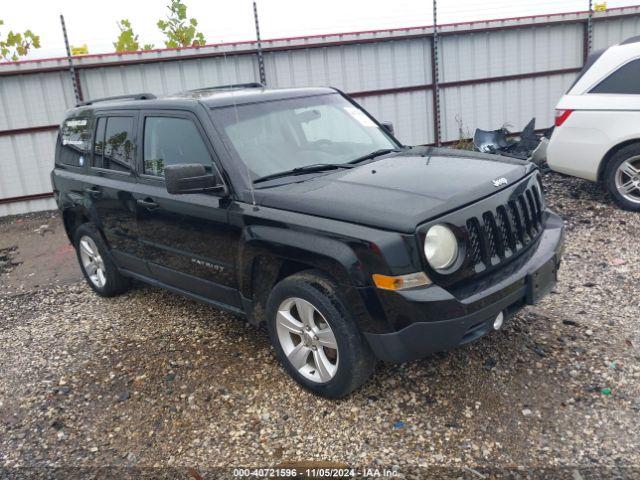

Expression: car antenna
xmin=222 ymin=51 xmax=258 ymax=210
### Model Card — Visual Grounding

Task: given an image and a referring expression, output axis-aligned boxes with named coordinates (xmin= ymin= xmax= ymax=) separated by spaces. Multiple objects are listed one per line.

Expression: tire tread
xmin=74 ymin=223 xmax=130 ymax=297
xmin=266 ymin=269 xmax=376 ymax=398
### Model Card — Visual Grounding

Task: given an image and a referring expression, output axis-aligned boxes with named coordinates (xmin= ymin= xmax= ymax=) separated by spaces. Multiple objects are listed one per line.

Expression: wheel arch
xmin=62 ymin=207 xmax=90 ymax=243
xmin=237 ymin=225 xmax=373 ymax=327
xmin=597 ymin=138 xmax=640 ymax=182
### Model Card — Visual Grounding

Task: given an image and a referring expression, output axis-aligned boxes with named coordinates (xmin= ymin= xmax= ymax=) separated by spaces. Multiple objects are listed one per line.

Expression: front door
xmin=132 ymin=111 xmax=241 ymax=308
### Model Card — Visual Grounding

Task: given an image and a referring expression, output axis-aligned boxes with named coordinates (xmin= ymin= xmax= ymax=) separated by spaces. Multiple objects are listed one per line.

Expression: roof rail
xmin=187 ymin=82 xmax=265 ymax=92
xmin=77 ymin=93 xmax=157 ymax=107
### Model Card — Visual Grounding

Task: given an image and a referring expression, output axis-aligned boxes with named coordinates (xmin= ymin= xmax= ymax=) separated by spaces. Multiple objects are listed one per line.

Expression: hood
xmin=254 ymin=148 xmax=534 ymax=232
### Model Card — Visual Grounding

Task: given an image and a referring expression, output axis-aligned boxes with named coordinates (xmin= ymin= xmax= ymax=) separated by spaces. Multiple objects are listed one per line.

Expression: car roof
xmin=66 ymin=85 xmax=337 ymax=116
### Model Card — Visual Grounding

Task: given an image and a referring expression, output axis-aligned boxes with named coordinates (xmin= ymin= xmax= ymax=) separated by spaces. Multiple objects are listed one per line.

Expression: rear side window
xmin=590 ymin=59 xmax=640 ymax=94
xmin=93 ymin=116 xmax=135 ymax=172
xmin=59 ymin=118 xmax=91 ymax=167
xmin=143 ymin=116 xmax=212 ymax=176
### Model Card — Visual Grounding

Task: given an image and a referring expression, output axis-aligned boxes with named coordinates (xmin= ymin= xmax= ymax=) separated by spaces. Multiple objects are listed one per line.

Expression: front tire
xmin=604 ymin=144 xmax=640 ymax=211
xmin=74 ymin=224 xmax=130 ymax=297
xmin=266 ymin=271 xmax=376 ymax=398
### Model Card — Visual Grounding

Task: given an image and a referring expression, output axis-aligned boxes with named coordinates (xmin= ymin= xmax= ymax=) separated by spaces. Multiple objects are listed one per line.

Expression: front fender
xmin=237 ymin=224 xmax=404 ymax=334
xmin=228 ymin=203 xmax=422 ymax=333
xmin=238 ymin=224 xmax=368 ymax=292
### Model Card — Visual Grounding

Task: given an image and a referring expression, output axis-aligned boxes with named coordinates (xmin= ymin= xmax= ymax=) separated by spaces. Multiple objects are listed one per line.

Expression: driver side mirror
xmin=164 ymin=164 xmax=227 ymax=196
xmin=381 ymin=121 xmax=395 ymax=136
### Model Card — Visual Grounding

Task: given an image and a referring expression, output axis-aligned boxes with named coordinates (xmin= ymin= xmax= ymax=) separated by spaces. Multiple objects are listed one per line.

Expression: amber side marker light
xmin=372 ymin=272 xmax=431 ymax=291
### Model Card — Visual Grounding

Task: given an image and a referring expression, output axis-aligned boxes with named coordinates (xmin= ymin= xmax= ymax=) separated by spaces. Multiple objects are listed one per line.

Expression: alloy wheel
xmin=275 ymin=297 xmax=339 ymax=383
xmin=615 ymin=155 xmax=640 ymax=204
xmin=79 ymin=236 xmax=107 ymax=288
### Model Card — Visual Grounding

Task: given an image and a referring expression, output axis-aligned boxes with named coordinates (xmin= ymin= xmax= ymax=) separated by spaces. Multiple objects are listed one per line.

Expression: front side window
xmin=590 ymin=58 xmax=640 ymax=94
xmin=93 ymin=116 xmax=134 ymax=172
xmin=143 ymin=116 xmax=212 ymax=176
xmin=59 ymin=118 xmax=91 ymax=167
xmin=210 ymin=93 xmax=397 ymax=179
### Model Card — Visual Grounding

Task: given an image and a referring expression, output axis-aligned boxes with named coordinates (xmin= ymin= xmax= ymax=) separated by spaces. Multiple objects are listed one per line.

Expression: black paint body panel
xmin=50 ymin=87 xmax=564 ymax=363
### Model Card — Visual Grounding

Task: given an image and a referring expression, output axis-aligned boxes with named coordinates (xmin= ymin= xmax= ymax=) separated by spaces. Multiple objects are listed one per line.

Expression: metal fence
xmin=1 ymin=6 xmax=639 ymax=216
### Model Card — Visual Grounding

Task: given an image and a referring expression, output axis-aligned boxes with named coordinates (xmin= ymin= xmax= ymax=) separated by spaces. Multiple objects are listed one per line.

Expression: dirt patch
xmin=0 ymin=211 xmax=81 ymax=295
xmin=0 ymin=246 xmax=21 ymax=275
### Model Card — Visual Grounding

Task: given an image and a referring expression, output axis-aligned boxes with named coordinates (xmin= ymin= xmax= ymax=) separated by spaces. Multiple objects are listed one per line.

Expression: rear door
xmin=133 ymin=110 xmax=241 ymax=309
xmin=87 ymin=111 xmax=148 ymax=274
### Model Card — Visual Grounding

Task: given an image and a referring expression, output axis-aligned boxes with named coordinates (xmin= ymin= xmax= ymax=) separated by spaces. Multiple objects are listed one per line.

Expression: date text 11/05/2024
xmin=232 ymin=467 xmax=400 ymax=477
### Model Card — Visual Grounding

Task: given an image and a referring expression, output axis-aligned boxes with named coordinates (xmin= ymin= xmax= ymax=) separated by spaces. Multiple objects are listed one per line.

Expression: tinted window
xmin=93 ymin=117 xmax=134 ymax=172
xmin=59 ymin=118 xmax=91 ymax=167
xmin=94 ymin=117 xmax=106 ymax=164
xmin=143 ymin=117 xmax=212 ymax=176
xmin=590 ymin=59 xmax=640 ymax=94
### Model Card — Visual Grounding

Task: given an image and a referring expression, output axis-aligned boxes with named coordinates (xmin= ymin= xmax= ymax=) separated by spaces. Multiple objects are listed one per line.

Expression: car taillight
xmin=554 ymin=109 xmax=573 ymax=127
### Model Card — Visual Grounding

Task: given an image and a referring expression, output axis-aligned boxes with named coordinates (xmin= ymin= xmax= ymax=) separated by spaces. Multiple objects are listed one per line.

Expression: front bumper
xmin=364 ymin=211 xmax=564 ymax=363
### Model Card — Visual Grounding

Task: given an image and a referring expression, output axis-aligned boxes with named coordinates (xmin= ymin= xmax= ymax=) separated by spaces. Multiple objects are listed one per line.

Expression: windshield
xmin=210 ymin=93 xmax=398 ymax=179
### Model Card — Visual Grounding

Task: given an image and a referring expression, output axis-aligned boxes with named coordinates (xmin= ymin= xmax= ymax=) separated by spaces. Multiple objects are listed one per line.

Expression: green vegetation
xmin=0 ymin=19 xmax=40 ymax=62
xmin=114 ymin=19 xmax=154 ymax=53
xmin=157 ymin=0 xmax=206 ymax=48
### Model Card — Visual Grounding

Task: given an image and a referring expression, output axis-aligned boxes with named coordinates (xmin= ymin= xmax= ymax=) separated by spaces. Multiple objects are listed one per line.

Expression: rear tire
xmin=266 ymin=270 xmax=376 ymax=398
xmin=604 ymin=143 xmax=640 ymax=211
xmin=74 ymin=224 xmax=130 ymax=297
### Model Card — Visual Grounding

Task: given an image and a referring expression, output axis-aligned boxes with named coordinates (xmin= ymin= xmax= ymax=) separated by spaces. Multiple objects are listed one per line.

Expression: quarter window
xmin=143 ymin=116 xmax=212 ymax=176
xmin=590 ymin=59 xmax=640 ymax=94
xmin=59 ymin=118 xmax=91 ymax=167
xmin=93 ymin=116 xmax=134 ymax=172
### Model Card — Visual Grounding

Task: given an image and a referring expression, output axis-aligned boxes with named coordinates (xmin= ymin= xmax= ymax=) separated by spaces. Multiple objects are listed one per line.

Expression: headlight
xmin=424 ymin=224 xmax=459 ymax=271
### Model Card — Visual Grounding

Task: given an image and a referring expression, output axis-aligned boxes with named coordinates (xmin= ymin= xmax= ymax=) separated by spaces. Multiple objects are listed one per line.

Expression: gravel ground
xmin=0 ymin=171 xmax=639 ymax=478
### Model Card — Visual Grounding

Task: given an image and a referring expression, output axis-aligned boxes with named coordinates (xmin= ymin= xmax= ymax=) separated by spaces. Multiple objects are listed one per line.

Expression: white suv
xmin=547 ymin=35 xmax=640 ymax=211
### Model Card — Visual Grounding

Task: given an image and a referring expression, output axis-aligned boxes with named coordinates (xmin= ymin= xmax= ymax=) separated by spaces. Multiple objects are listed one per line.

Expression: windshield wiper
xmin=253 ymin=163 xmax=355 ymax=184
xmin=252 ymin=149 xmax=402 ymax=184
xmin=348 ymin=148 xmax=401 ymax=165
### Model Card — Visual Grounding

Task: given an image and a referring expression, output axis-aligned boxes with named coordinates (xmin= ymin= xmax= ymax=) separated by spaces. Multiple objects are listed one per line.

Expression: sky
xmin=1 ymin=0 xmax=638 ymax=61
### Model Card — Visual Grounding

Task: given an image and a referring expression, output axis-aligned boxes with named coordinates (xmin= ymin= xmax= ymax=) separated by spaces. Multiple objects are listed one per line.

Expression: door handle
xmin=136 ymin=198 xmax=159 ymax=211
xmin=84 ymin=186 xmax=102 ymax=199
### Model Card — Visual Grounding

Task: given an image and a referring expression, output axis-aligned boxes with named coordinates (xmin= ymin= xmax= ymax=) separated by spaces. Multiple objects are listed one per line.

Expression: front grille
xmin=465 ymin=184 xmax=544 ymax=272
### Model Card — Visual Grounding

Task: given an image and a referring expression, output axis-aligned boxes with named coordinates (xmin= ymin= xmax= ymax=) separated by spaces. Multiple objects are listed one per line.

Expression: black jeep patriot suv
xmin=51 ymin=84 xmax=564 ymax=398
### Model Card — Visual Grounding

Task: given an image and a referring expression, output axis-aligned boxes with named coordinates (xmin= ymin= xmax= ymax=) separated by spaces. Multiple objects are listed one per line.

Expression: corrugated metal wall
xmin=438 ymin=22 xmax=585 ymax=139
xmin=80 ymin=55 xmax=259 ymax=99
xmin=262 ymin=37 xmax=434 ymax=145
xmin=0 ymin=130 xmax=59 ymax=215
xmin=1 ymin=6 xmax=639 ymax=217
xmin=593 ymin=12 xmax=640 ymax=49
xmin=439 ymin=72 xmax=580 ymax=141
